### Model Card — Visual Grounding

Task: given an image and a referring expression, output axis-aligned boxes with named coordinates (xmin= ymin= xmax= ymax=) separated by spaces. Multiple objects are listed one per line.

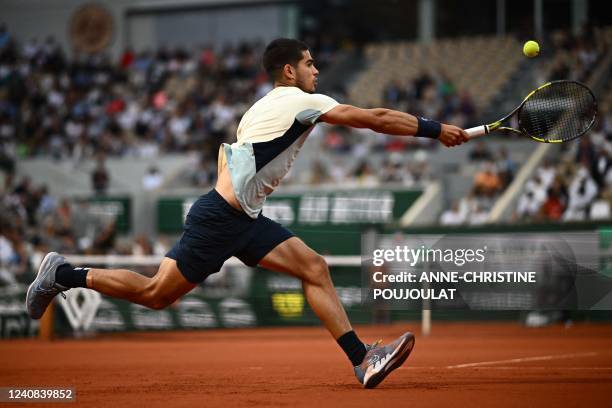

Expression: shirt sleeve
xmin=295 ymin=93 xmax=339 ymax=125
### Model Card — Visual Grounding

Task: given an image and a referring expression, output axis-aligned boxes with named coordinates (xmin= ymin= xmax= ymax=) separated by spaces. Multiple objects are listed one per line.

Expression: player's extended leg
xmin=85 ymin=257 xmax=196 ymax=309
xmin=259 ymin=237 xmax=415 ymax=388
xmin=26 ymin=253 xmax=195 ymax=319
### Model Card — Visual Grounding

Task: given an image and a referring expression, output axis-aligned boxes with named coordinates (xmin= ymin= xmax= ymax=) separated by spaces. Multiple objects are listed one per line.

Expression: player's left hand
xmin=439 ymin=124 xmax=469 ymax=147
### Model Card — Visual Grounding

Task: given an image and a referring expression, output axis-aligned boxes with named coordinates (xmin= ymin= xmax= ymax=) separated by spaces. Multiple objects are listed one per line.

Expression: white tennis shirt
xmin=222 ymin=86 xmax=339 ymax=218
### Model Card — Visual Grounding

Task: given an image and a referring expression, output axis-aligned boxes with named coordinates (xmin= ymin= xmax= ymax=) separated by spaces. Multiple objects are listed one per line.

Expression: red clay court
xmin=2 ymin=322 xmax=611 ymax=407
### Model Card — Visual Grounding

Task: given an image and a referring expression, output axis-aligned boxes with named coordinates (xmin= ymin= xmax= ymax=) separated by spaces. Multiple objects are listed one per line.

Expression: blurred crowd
xmin=2 ymin=23 xmax=414 ymax=191
xmin=440 ymin=142 xmax=516 ymax=225
xmin=513 ymin=25 xmax=612 ymax=223
xmin=299 ymin=124 xmax=432 ymax=188
xmin=2 ymin=20 xmax=612 ymax=281
xmin=381 ymin=71 xmax=477 ymax=130
xmin=515 ymin=117 xmax=612 ymax=222
xmin=544 ymin=25 xmax=608 ymax=83
xmin=0 ymin=23 xmax=270 ymax=168
xmin=0 ymin=24 xmax=345 ymax=282
xmin=0 ymin=172 xmax=171 ymax=285
xmin=441 ymin=26 xmax=611 ymax=226
xmin=313 ymin=66 xmax=476 ymax=187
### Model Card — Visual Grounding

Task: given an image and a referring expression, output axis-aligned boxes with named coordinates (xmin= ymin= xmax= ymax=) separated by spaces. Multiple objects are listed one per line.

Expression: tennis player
xmin=27 ymin=38 xmax=468 ymax=388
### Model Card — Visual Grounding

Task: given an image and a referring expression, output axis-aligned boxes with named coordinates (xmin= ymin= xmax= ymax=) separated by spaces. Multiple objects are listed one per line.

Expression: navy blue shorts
xmin=166 ymin=189 xmax=294 ymax=284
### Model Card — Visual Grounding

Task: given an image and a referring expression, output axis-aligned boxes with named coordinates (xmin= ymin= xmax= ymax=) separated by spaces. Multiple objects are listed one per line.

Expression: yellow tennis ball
xmin=523 ymin=40 xmax=540 ymax=58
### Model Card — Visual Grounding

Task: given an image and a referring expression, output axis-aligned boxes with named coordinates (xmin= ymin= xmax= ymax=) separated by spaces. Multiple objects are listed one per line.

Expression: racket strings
xmin=518 ymin=81 xmax=596 ymax=142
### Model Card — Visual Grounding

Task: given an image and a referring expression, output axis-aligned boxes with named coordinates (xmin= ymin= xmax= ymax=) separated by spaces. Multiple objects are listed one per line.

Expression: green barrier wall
xmin=4 ymin=217 xmax=612 ymax=338
xmin=157 ymin=189 xmax=422 ymax=235
xmin=78 ymin=196 xmax=132 ymax=234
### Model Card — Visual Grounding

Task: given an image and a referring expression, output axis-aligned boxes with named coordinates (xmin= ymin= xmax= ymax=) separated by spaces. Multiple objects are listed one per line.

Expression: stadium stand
xmin=441 ymin=27 xmax=612 ymax=225
xmin=2 ymin=21 xmax=612 ymax=286
xmin=0 ymin=26 xmax=268 ymax=161
xmin=349 ymin=36 xmax=523 ymax=111
xmin=512 ymin=27 xmax=612 ymax=223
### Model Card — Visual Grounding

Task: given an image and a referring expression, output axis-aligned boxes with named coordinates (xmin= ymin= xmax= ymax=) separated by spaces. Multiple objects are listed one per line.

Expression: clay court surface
xmin=2 ymin=322 xmax=611 ymax=407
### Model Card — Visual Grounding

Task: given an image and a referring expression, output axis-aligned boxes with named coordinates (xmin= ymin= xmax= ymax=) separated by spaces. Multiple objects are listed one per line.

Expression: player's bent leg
xmin=259 ymin=238 xmax=415 ymax=388
xmin=87 ymin=257 xmax=196 ymax=310
xmin=27 ymin=252 xmax=196 ymax=319
xmin=258 ymin=237 xmax=352 ymax=339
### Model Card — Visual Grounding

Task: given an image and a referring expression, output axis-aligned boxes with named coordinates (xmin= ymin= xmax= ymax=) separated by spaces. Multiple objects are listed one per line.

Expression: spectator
xmin=413 ymin=71 xmax=434 ymax=100
xmin=49 ymin=198 xmax=77 ymax=250
xmin=352 ymin=160 xmax=379 ymax=186
xmin=564 ymin=166 xmax=598 ymax=221
xmin=497 ymin=146 xmax=517 ymax=187
xmin=529 ymin=176 xmax=548 ymax=205
xmin=537 ymin=158 xmax=557 ymax=188
xmin=468 ymin=141 xmax=494 ymax=162
xmin=540 ymin=182 xmax=567 ymax=221
xmin=0 ymin=221 xmax=18 ymax=284
xmin=439 ymin=201 xmax=466 ymax=225
xmin=120 ymin=47 xmax=135 ymax=69
xmin=191 ymin=155 xmax=216 ymax=187
xmin=91 ymin=158 xmax=110 ymax=195
xmin=589 ymin=120 xmax=611 ymax=155
xmin=380 ymin=157 xmax=404 ymax=184
xmin=36 ymin=185 xmax=56 ymax=219
xmin=467 ymin=202 xmax=489 ymax=225
xmin=132 ymin=234 xmax=154 ymax=256
xmin=0 ymin=24 xmax=10 ymax=49
xmin=324 ymin=127 xmax=351 ymax=153
xmin=309 ymin=159 xmax=331 ymax=185
xmin=593 ymin=148 xmax=612 ymax=189
xmin=516 ymin=177 xmax=547 ymax=220
xmin=576 ymin=135 xmax=595 ymax=166
xmin=473 ymin=162 xmax=502 ymax=197
xmin=142 ymin=166 xmax=163 ymax=190
xmin=383 ymin=80 xmax=406 ymax=106
xmin=516 ymin=190 xmax=540 ymax=220
xmin=90 ymin=219 xmax=117 ymax=255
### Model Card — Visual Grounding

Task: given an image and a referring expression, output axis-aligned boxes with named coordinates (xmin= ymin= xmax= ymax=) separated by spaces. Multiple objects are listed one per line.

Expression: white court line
xmin=401 ymin=366 xmax=612 ymax=371
xmin=462 ymin=366 xmax=612 ymax=370
xmin=446 ymin=352 xmax=598 ymax=369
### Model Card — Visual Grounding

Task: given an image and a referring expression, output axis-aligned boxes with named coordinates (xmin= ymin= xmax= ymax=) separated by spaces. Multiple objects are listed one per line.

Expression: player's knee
xmin=304 ymin=254 xmax=330 ymax=285
xmin=141 ymin=284 xmax=174 ymax=310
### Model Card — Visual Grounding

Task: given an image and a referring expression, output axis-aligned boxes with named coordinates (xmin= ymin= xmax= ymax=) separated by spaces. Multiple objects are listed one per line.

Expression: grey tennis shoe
xmin=26 ymin=252 xmax=69 ymax=319
xmin=355 ymin=332 xmax=415 ymax=388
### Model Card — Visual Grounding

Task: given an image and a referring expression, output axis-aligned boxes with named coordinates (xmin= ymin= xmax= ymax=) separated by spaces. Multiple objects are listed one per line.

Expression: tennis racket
xmin=465 ymin=80 xmax=597 ymax=143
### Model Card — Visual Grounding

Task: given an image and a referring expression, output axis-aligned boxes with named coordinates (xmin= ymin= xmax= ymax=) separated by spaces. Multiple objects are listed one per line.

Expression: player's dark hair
xmin=263 ymin=38 xmax=309 ymax=79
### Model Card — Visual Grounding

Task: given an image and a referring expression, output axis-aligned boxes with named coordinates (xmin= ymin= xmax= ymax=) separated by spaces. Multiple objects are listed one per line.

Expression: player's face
xmin=294 ymin=50 xmax=319 ymax=93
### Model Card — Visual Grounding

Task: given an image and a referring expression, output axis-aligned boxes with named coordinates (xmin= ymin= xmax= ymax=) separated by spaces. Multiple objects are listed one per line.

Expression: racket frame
xmin=465 ymin=80 xmax=597 ymax=143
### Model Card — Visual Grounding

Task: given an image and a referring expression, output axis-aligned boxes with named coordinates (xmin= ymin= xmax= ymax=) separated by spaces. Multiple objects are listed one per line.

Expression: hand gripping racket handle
xmin=465 ymin=125 xmax=488 ymax=139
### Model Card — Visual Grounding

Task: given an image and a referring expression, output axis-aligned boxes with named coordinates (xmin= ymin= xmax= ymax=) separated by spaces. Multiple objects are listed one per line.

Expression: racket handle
xmin=465 ymin=125 xmax=488 ymax=139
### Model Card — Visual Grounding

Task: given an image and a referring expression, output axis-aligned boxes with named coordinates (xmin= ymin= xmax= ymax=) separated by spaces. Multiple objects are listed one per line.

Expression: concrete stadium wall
xmin=0 ymin=0 xmax=297 ymax=57
xmin=16 ymin=154 xmax=189 ymax=195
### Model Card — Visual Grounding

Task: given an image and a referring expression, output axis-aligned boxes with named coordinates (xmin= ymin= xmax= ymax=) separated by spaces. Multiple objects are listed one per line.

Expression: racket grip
xmin=465 ymin=125 xmax=487 ymax=139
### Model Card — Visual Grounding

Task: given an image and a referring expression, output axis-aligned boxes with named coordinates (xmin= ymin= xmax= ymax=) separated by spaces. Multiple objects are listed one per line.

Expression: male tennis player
xmin=27 ymin=39 xmax=468 ymax=388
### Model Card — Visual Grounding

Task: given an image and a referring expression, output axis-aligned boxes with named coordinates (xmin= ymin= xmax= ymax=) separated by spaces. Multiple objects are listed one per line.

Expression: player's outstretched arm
xmin=319 ymin=104 xmax=468 ymax=147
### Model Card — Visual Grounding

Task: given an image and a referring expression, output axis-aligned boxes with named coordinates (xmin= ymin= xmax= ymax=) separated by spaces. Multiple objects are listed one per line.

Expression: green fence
xmin=3 ymin=218 xmax=612 ymax=338
xmin=76 ymin=196 xmax=132 ymax=234
xmin=157 ymin=188 xmax=422 ymax=235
